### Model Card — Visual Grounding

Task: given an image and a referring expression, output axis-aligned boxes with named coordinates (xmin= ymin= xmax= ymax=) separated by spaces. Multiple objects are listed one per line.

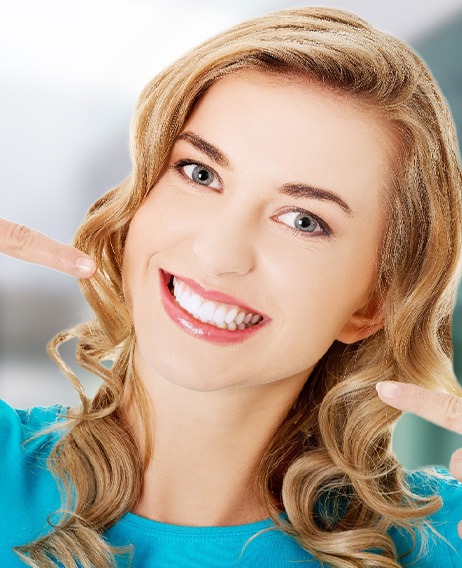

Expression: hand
xmin=0 ymin=218 xmax=96 ymax=278
xmin=376 ymin=380 xmax=462 ymax=537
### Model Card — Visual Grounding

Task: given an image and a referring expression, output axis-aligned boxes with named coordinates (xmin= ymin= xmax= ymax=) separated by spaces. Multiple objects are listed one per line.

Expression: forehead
xmin=190 ymin=68 xmax=387 ymax=131
xmin=180 ymin=70 xmax=396 ymax=211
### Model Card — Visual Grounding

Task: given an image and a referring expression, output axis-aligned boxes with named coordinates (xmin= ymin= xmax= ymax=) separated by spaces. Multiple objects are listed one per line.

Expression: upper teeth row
xmin=172 ymin=277 xmax=263 ymax=330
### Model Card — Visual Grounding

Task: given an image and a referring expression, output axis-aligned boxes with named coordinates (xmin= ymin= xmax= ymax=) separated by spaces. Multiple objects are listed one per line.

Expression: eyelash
xmin=171 ymin=159 xmax=332 ymax=238
xmin=173 ymin=159 xmax=223 ymax=191
xmin=277 ymin=211 xmax=332 ymax=238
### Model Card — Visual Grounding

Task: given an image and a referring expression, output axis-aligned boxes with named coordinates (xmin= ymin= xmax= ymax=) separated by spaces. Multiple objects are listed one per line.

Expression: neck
xmin=126 ymin=344 xmax=309 ymax=526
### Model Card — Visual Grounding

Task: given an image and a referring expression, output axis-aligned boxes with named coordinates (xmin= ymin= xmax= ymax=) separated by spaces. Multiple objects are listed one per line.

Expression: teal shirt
xmin=1 ymin=399 xmax=461 ymax=567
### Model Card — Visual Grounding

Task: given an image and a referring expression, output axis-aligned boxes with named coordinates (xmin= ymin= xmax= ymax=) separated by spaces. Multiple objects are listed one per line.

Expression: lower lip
xmin=159 ymin=269 xmax=269 ymax=345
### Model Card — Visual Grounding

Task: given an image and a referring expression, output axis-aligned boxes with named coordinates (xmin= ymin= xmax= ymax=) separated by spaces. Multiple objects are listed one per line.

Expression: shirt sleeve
xmin=434 ymin=470 xmax=462 ymax=568
xmin=398 ymin=466 xmax=462 ymax=567
xmin=0 ymin=398 xmax=67 ymax=551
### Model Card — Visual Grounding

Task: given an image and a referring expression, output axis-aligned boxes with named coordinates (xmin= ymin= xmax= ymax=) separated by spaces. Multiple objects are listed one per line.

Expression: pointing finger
xmin=449 ymin=448 xmax=462 ymax=482
xmin=376 ymin=381 xmax=462 ymax=435
xmin=0 ymin=218 xmax=96 ymax=278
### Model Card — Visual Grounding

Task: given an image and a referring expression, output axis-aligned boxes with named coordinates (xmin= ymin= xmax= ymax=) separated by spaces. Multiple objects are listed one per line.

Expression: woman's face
xmin=122 ymin=70 xmax=394 ymax=392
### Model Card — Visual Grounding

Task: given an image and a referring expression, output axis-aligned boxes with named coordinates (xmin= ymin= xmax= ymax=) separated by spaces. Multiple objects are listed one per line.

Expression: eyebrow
xmin=176 ymin=131 xmax=231 ymax=169
xmin=175 ymin=130 xmax=353 ymax=216
xmin=279 ymin=183 xmax=352 ymax=216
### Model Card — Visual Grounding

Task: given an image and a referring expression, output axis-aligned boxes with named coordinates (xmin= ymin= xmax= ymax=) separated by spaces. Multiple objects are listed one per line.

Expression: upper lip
xmin=162 ymin=269 xmax=268 ymax=319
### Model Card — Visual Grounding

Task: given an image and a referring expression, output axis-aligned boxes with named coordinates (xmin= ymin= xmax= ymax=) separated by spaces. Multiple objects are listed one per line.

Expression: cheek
xmin=280 ymin=240 xmax=378 ymax=334
xmin=121 ymin=188 xmax=187 ymax=315
xmin=122 ymin=188 xmax=179 ymax=268
xmin=121 ymin=211 xmax=153 ymax=314
xmin=137 ymin=184 xmax=196 ymax=249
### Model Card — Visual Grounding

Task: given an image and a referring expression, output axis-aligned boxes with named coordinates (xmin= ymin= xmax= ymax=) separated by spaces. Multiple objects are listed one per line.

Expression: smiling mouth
xmin=166 ymin=273 xmax=264 ymax=331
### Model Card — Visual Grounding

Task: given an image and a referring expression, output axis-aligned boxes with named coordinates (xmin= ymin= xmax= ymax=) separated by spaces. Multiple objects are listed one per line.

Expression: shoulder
xmin=405 ymin=466 xmax=462 ymax=511
xmin=0 ymin=398 xmax=68 ymax=452
xmin=0 ymin=397 xmax=68 ymax=486
xmin=0 ymin=397 xmax=68 ymax=429
xmin=389 ymin=466 xmax=462 ymax=567
xmin=0 ymin=397 xmax=69 ymax=478
xmin=0 ymin=399 xmax=69 ymax=559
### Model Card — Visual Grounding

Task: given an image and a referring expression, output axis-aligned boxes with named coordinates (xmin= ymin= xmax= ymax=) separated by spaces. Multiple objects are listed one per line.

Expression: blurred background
xmin=1 ymin=0 xmax=461 ymax=470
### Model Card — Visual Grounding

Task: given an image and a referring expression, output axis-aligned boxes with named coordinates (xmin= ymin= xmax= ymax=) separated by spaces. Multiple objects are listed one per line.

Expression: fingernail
xmin=376 ymin=381 xmax=402 ymax=398
xmin=75 ymin=257 xmax=96 ymax=274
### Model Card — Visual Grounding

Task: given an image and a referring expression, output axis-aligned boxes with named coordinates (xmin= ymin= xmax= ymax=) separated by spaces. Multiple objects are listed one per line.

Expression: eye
xmin=175 ymin=160 xmax=222 ymax=190
xmin=276 ymin=209 xmax=332 ymax=237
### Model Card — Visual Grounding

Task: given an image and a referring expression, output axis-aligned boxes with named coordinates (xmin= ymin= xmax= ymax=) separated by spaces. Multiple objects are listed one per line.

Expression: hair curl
xmin=14 ymin=7 xmax=462 ymax=568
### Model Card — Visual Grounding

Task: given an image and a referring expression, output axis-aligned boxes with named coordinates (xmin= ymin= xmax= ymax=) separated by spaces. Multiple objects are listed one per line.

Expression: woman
xmin=1 ymin=6 xmax=461 ymax=568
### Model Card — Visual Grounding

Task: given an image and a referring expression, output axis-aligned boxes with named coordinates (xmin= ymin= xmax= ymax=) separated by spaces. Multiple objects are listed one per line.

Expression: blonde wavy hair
xmin=15 ymin=6 xmax=462 ymax=568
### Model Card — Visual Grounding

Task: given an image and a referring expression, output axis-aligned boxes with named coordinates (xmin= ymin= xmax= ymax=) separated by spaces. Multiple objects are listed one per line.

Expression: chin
xmin=136 ymin=344 xmax=239 ymax=392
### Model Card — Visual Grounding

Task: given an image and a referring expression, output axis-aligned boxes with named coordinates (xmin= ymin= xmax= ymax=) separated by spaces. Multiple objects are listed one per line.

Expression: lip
xmin=159 ymin=269 xmax=270 ymax=345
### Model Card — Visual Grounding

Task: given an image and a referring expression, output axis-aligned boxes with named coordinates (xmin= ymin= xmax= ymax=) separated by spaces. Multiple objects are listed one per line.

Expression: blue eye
xmin=176 ymin=161 xmax=222 ymax=190
xmin=277 ymin=210 xmax=331 ymax=237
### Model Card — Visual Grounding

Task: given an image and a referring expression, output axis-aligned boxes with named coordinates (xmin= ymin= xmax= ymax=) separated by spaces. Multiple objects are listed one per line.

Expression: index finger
xmin=0 ymin=218 xmax=96 ymax=278
xmin=376 ymin=381 xmax=462 ymax=435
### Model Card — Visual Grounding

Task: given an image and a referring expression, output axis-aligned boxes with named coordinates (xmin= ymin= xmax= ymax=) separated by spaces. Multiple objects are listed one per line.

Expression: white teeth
xmin=198 ymin=301 xmax=217 ymax=322
xmin=171 ymin=276 xmax=263 ymax=331
xmin=174 ymin=277 xmax=185 ymax=296
xmin=187 ymin=293 xmax=203 ymax=314
xmin=235 ymin=311 xmax=246 ymax=325
xmin=224 ymin=307 xmax=239 ymax=324
xmin=212 ymin=306 xmax=227 ymax=325
xmin=179 ymin=288 xmax=191 ymax=306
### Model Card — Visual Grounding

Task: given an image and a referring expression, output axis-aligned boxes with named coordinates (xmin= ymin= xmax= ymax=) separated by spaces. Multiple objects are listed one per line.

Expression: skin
xmin=2 ymin=70 xmax=460 ymax=534
xmin=0 ymin=218 xmax=96 ymax=277
xmin=121 ymin=70 xmax=391 ymax=525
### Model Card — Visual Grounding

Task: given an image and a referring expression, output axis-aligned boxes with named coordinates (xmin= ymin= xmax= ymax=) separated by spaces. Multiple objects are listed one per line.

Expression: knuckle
xmin=7 ymin=223 xmax=35 ymax=255
xmin=443 ymin=395 xmax=462 ymax=427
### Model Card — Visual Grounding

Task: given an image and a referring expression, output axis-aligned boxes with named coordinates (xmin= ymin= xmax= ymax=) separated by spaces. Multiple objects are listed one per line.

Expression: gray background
xmin=1 ymin=0 xmax=461 ymax=470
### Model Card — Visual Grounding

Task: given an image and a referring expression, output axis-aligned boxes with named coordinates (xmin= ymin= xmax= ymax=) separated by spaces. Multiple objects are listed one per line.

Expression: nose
xmin=192 ymin=201 xmax=256 ymax=277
